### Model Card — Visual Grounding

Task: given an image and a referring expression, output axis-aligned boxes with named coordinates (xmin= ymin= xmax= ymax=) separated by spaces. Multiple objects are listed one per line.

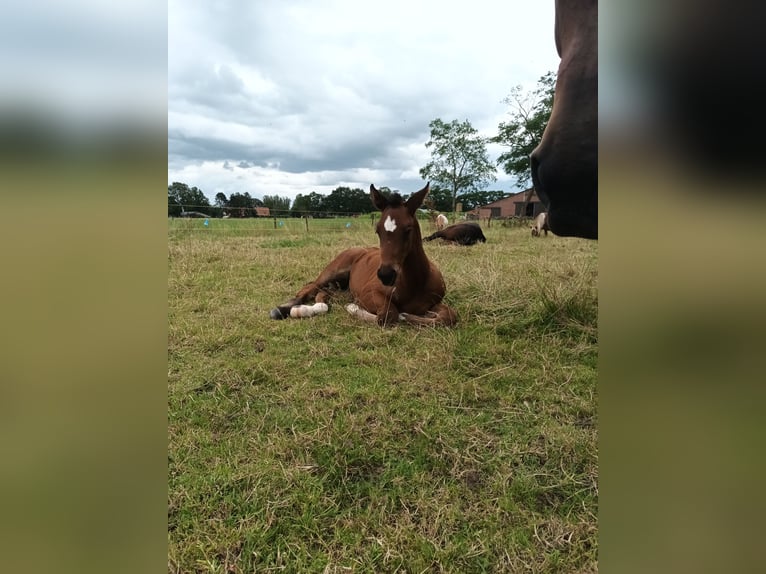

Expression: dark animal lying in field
xmin=531 ymin=212 xmax=550 ymax=237
xmin=424 ymin=222 xmax=486 ymax=245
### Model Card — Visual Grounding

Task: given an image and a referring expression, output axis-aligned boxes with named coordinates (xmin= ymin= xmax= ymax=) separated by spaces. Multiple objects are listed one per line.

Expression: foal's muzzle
xmin=377 ymin=266 xmax=397 ymax=286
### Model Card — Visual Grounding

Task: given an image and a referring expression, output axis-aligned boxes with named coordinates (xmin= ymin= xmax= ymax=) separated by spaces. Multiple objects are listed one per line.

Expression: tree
xmin=291 ymin=192 xmax=325 ymax=217
xmin=226 ymin=192 xmax=263 ymax=217
xmin=214 ymin=192 xmax=228 ymax=208
xmin=262 ymin=195 xmax=292 ymax=216
xmin=168 ymin=182 xmax=211 ymax=217
xmin=322 ymin=187 xmax=371 ymax=215
xmin=491 ymin=71 xmax=556 ymax=189
xmin=419 ymin=118 xmax=497 ymax=213
xmin=421 ymin=184 xmax=453 ymax=213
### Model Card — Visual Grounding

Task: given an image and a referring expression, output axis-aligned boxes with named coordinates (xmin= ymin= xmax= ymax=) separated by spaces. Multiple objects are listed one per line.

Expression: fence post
xmin=305 ymin=217 xmax=309 ymax=232
xmin=273 ymin=217 xmax=277 ymax=229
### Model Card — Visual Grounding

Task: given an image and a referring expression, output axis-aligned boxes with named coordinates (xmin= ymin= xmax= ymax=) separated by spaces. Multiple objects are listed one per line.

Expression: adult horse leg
xmin=269 ymin=247 xmax=369 ymax=320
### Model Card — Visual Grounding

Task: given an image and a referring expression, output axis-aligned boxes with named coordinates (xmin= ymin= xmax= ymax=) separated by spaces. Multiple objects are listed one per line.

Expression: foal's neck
xmin=403 ymin=236 xmax=431 ymax=280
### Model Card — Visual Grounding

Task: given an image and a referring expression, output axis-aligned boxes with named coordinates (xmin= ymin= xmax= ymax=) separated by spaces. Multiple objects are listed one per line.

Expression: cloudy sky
xmin=168 ymin=0 xmax=561 ymax=204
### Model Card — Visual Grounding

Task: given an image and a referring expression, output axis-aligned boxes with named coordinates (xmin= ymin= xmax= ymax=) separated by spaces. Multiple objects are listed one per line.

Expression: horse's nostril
xmin=377 ymin=267 xmax=396 ymax=286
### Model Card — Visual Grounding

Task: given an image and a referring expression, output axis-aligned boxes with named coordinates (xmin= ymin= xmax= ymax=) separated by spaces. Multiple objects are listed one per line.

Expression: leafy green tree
xmin=226 ymin=192 xmax=263 ymax=217
xmin=421 ymin=184 xmax=453 ymax=213
xmin=214 ymin=192 xmax=228 ymax=207
xmin=262 ymin=195 xmax=292 ymax=216
xmin=168 ymin=188 xmax=182 ymax=217
xmin=419 ymin=118 xmax=497 ymax=213
xmin=168 ymin=182 xmax=211 ymax=217
xmin=291 ymin=192 xmax=325 ymax=217
xmin=491 ymin=71 xmax=556 ymax=189
xmin=290 ymin=194 xmax=308 ymax=217
xmin=456 ymin=190 xmax=508 ymax=212
xmin=322 ymin=186 xmax=371 ymax=215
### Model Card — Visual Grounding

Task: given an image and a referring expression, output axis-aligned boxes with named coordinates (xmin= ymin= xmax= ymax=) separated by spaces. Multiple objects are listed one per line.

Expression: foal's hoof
xmin=269 ymin=307 xmax=286 ymax=320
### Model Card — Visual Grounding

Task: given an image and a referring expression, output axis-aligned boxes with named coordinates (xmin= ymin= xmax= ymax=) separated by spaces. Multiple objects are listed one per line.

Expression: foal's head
xmin=370 ymin=183 xmax=430 ymax=286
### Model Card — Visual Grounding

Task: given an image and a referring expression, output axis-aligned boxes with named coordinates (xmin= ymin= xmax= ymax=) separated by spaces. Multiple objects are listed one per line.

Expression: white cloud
xmin=168 ymin=0 xmax=560 ymax=202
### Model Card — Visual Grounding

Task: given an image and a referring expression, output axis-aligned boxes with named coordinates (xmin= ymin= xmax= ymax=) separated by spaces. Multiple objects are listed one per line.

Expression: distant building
xmin=511 ymin=189 xmax=546 ymax=217
xmin=255 ymin=207 xmax=271 ymax=217
xmin=469 ymin=188 xmax=545 ymax=219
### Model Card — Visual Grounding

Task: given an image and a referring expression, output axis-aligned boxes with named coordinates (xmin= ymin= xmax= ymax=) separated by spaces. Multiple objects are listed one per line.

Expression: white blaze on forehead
xmin=383 ymin=215 xmax=397 ymax=232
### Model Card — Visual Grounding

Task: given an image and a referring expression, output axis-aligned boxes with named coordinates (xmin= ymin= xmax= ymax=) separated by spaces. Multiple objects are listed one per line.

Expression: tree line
xmin=168 ymin=182 xmax=508 ymax=218
xmin=168 ymin=72 xmax=555 ymax=218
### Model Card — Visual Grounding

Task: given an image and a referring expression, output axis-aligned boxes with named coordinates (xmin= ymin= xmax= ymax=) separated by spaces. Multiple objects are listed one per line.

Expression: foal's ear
xmin=370 ymin=184 xmax=387 ymax=211
xmin=405 ymin=182 xmax=430 ymax=214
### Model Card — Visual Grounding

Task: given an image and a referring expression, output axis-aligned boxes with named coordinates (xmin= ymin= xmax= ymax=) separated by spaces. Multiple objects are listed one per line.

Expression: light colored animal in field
xmin=530 ymin=212 xmax=550 ymax=237
xmin=435 ymin=213 xmax=448 ymax=230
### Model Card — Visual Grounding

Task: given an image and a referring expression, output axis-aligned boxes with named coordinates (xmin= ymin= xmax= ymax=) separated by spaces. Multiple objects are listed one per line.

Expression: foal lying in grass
xmin=270 ymin=183 xmax=457 ymax=327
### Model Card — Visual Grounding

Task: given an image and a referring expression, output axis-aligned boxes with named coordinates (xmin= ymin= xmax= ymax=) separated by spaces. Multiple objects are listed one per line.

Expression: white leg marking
xmin=345 ymin=303 xmax=378 ymax=323
xmin=290 ymin=302 xmax=329 ymax=318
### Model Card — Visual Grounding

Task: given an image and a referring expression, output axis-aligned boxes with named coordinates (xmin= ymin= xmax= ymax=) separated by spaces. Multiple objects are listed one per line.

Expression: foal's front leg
xmin=377 ymin=304 xmax=401 ymax=327
xmin=399 ymin=303 xmax=458 ymax=327
xmin=344 ymin=293 xmax=400 ymax=326
xmin=371 ymin=290 xmax=401 ymax=326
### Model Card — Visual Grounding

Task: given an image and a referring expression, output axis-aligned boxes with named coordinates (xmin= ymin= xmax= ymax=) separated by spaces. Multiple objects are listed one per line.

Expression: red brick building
xmin=469 ymin=188 xmax=545 ymax=220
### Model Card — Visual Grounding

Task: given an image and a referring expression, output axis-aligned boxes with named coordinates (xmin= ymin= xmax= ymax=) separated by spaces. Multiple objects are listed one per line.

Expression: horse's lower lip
xmin=547 ymin=206 xmax=598 ymax=239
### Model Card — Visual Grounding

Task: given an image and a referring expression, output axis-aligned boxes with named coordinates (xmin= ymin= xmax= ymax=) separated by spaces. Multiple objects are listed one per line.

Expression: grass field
xmin=168 ymin=216 xmax=598 ymax=573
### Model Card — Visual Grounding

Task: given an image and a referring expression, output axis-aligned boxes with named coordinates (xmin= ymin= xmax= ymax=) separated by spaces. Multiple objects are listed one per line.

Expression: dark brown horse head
xmin=530 ymin=0 xmax=598 ymax=239
xmin=370 ymin=183 xmax=429 ymax=286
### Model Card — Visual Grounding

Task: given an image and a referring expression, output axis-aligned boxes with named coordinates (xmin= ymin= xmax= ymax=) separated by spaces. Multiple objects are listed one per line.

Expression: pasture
xmin=168 ymin=216 xmax=598 ymax=573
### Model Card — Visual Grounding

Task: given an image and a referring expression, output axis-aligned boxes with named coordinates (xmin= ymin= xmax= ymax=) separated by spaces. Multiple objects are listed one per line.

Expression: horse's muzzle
xmin=377 ymin=266 xmax=397 ymax=286
xmin=530 ymin=148 xmax=598 ymax=239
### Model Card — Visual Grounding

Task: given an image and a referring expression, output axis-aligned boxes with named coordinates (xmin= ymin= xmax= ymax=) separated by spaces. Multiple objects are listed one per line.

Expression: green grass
xmin=168 ymin=218 xmax=598 ymax=573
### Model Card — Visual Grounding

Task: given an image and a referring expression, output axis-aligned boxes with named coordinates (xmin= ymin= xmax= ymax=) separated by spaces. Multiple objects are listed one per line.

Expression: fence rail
xmin=168 ymin=214 xmax=379 ymax=237
xmin=168 ymin=212 xmax=535 ymax=237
